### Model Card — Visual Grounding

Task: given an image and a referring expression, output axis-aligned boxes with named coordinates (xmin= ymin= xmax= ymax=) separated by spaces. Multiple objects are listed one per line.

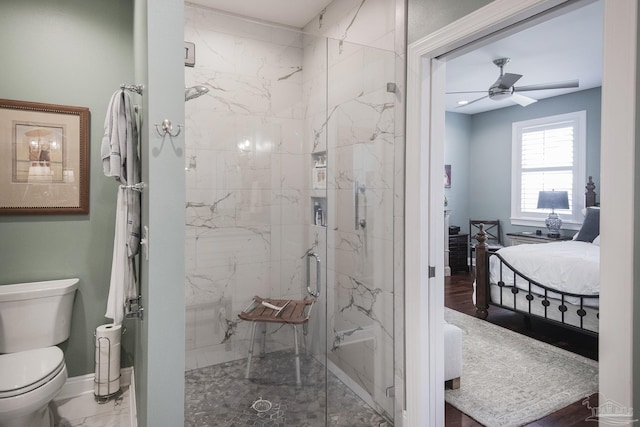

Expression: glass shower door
xmin=324 ymin=38 xmax=397 ymax=424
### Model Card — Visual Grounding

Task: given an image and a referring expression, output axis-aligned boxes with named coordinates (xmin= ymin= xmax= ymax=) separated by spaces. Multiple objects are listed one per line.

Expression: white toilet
xmin=0 ymin=278 xmax=78 ymax=427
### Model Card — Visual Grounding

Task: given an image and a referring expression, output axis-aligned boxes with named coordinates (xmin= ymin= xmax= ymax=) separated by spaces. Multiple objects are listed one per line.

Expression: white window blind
xmin=511 ymin=111 xmax=586 ymax=228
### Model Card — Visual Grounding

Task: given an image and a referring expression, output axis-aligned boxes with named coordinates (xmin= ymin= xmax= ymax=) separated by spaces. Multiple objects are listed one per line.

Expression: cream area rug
xmin=445 ymin=308 xmax=598 ymax=427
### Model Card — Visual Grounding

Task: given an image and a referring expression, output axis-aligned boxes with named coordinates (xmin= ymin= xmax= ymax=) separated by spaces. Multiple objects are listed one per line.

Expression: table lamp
xmin=537 ymin=190 xmax=569 ymax=237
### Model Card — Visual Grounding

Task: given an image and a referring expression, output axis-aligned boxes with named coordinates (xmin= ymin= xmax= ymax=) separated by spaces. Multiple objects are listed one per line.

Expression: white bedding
xmin=489 ymin=241 xmax=600 ymax=307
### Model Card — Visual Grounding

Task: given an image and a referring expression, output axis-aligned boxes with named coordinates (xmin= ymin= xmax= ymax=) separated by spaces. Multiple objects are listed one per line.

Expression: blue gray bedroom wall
xmin=444 ymin=112 xmax=471 ymax=229
xmin=467 ymin=87 xmax=601 ymax=235
xmin=0 ymin=0 xmax=135 ymax=377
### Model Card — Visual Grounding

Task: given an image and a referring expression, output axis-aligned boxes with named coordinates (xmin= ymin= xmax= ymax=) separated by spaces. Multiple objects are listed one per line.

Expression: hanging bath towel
xmin=102 ymin=89 xmax=141 ymax=324
xmin=105 ymin=187 xmax=137 ymax=324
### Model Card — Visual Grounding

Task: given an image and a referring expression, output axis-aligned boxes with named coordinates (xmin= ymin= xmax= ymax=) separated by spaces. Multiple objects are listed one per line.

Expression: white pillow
xmin=592 ymin=235 xmax=600 ymax=246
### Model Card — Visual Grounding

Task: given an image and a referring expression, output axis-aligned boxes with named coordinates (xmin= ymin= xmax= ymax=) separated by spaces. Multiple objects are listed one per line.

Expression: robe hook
xmin=154 ymin=119 xmax=182 ymax=137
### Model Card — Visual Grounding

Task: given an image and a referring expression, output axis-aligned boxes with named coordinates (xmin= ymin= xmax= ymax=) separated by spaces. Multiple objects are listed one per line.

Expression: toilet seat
xmin=0 ymin=346 xmax=65 ymax=399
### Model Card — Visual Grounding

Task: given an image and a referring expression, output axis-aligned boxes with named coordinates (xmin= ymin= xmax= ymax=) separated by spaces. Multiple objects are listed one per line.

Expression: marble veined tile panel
xmin=332 ymin=92 xmax=395 ymax=149
xmin=331 ymin=232 xmax=394 ymax=292
xmin=303 ymin=0 xmax=395 ymax=52
xmin=190 ymin=226 xmax=271 ymax=269
xmin=185 ymin=190 xmax=240 ymax=229
xmin=184 ymin=26 xmax=236 ymax=74
xmin=274 ymin=117 xmax=305 ymax=155
xmin=302 ymin=35 xmax=329 ymax=82
xmin=232 ymin=260 xmax=275 ymax=303
xmin=185 ymin=265 xmax=238 ymax=307
xmin=274 ymin=189 xmax=305 ymax=225
xmin=331 ymin=270 xmax=393 ymax=338
xmin=233 ymin=41 xmax=303 ymax=82
xmin=305 ymin=110 xmax=330 ymax=154
xmin=277 ymin=153 xmax=306 ymax=190
xmin=269 ymin=258 xmax=306 ymax=299
xmin=334 ymin=187 xmax=394 ymax=239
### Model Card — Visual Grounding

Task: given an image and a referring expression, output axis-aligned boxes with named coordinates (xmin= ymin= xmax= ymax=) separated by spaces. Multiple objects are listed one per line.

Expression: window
xmin=511 ymin=111 xmax=586 ymax=229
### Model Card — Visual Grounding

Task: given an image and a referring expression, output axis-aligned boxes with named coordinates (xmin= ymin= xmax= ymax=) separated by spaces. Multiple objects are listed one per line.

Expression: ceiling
xmin=445 ymin=0 xmax=603 ymax=114
xmin=185 ymin=0 xmax=333 ymax=28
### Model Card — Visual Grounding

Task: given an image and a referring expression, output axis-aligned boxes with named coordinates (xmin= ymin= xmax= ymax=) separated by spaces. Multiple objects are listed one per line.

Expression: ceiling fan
xmin=449 ymin=58 xmax=579 ymax=108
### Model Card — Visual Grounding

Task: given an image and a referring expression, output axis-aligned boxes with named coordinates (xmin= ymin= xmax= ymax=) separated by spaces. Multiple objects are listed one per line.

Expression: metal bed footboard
xmin=485 ymin=252 xmax=599 ymax=337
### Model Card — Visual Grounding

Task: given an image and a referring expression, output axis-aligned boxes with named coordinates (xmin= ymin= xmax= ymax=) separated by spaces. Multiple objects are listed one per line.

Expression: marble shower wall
xmin=184 ymin=7 xmax=313 ymax=369
xmin=183 ymin=0 xmax=406 ymax=419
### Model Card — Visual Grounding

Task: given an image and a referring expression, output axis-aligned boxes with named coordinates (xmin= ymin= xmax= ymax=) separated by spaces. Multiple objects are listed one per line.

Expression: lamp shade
xmin=537 ymin=190 xmax=569 ymax=210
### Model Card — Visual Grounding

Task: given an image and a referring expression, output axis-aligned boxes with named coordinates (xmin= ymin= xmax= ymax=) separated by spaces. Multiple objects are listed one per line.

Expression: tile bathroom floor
xmin=47 ymin=351 xmax=388 ymax=426
xmin=51 ymin=386 xmax=132 ymax=427
xmin=185 ymin=350 xmax=389 ymax=426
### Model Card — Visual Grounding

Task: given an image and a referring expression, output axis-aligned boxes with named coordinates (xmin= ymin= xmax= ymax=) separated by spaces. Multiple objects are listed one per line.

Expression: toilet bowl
xmin=0 ymin=347 xmax=67 ymax=427
xmin=0 ymin=278 xmax=78 ymax=427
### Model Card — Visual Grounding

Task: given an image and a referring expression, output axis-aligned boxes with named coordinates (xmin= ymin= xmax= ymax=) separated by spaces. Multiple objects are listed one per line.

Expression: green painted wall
xmin=407 ymin=0 xmax=494 ymax=44
xmin=0 ymin=0 xmax=135 ymax=377
xmin=135 ymin=0 xmax=186 ymax=424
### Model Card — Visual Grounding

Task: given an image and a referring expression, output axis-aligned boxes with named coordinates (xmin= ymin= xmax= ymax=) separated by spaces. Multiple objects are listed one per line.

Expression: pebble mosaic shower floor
xmin=184 ymin=350 xmax=389 ymax=426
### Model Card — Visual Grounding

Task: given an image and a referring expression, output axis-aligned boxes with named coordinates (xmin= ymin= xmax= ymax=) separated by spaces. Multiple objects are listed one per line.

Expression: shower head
xmin=185 ymin=85 xmax=209 ymax=101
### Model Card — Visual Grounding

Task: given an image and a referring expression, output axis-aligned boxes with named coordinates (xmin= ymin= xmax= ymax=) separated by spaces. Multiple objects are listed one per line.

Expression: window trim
xmin=510 ymin=110 xmax=587 ymax=230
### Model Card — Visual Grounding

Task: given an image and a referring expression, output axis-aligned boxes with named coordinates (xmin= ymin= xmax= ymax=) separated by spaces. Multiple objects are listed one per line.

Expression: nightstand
xmin=507 ymin=232 xmax=574 ymax=246
xmin=448 ymin=233 xmax=469 ymax=273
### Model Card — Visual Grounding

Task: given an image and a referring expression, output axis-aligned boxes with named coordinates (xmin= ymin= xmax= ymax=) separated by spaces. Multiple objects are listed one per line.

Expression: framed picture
xmin=444 ymin=164 xmax=451 ymax=188
xmin=0 ymin=99 xmax=90 ymax=214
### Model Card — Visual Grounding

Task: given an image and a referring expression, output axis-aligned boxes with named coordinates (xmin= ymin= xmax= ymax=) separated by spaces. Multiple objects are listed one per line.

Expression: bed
xmin=473 ymin=178 xmax=600 ymax=336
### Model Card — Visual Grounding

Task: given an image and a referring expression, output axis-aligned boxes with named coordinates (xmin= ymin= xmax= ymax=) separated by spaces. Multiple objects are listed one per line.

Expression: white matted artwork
xmin=0 ymin=98 xmax=89 ymax=214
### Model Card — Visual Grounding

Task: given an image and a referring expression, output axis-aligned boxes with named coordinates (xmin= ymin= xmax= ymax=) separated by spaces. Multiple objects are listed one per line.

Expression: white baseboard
xmin=56 ymin=367 xmax=133 ymax=401
xmin=52 ymin=367 xmax=136 ymax=427
xmin=128 ymin=369 xmax=137 ymax=427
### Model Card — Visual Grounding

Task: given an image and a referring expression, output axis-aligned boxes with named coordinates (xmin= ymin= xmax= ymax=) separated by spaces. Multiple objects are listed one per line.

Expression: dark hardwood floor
xmin=444 ymin=272 xmax=599 ymax=426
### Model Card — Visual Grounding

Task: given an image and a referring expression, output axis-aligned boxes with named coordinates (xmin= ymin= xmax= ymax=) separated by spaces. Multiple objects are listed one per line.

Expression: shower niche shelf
xmin=310 ymin=151 xmax=327 ymax=227
xmin=311 ymin=151 xmax=326 ymax=190
xmin=311 ymin=196 xmax=326 ymax=227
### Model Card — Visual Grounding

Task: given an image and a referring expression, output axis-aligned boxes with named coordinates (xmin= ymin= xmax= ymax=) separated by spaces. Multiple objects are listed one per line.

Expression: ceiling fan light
xmin=488 ymin=86 xmax=513 ymax=101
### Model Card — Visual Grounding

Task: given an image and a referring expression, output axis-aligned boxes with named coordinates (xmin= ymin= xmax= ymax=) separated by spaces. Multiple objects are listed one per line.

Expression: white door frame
xmin=404 ymin=0 xmax=636 ymax=424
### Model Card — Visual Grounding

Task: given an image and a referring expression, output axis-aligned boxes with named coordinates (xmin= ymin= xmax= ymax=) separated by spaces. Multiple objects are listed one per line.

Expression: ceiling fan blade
xmin=514 ymin=79 xmax=579 ymax=92
xmin=456 ymin=94 xmax=489 ymax=108
xmin=495 ymin=73 xmax=522 ymax=89
xmin=511 ymin=93 xmax=538 ymax=107
xmin=446 ymin=90 xmax=487 ymax=94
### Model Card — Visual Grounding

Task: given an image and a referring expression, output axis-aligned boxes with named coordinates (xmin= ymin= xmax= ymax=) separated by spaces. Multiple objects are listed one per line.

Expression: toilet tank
xmin=0 ymin=278 xmax=79 ymax=353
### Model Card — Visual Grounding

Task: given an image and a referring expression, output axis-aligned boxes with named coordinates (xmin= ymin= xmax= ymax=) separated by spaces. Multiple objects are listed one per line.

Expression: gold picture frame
xmin=0 ymin=99 xmax=90 ymax=214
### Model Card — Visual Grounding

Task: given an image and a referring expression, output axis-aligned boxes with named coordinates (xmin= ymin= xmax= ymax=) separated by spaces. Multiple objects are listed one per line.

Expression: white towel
xmin=101 ymin=90 xmax=141 ymax=254
xmin=106 ymin=188 xmax=137 ymax=324
xmin=102 ymin=90 xmax=141 ymax=324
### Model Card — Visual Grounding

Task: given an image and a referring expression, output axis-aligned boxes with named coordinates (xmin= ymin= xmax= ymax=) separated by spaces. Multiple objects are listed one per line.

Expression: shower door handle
xmin=306 ymin=252 xmax=321 ymax=297
xmin=355 ymin=181 xmax=366 ymax=230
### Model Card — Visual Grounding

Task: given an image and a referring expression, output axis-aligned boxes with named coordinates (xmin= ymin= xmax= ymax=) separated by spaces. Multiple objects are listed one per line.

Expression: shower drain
xmin=251 ymin=397 xmax=273 ymax=413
